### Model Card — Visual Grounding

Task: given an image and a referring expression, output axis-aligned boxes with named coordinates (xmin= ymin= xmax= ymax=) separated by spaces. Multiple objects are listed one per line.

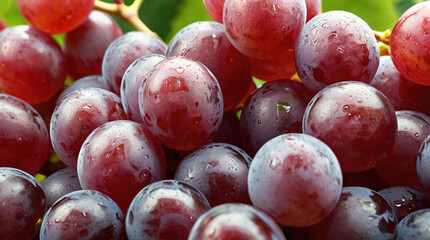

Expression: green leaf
xmin=322 ymin=0 xmax=400 ymax=31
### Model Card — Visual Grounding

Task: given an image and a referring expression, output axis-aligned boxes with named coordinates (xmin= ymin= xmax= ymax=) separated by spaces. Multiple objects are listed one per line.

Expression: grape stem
xmin=373 ymin=29 xmax=391 ymax=45
xmin=94 ymin=0 xmax=161 ymax=40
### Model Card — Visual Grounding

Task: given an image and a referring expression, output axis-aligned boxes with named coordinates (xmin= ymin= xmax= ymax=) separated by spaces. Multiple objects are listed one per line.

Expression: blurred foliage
xmin=0 ymin=0 xmax=426 ymax=45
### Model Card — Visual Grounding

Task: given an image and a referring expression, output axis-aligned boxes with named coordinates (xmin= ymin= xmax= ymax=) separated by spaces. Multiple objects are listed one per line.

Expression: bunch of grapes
xmin=2 ymin=0 xmax=430 ymax=239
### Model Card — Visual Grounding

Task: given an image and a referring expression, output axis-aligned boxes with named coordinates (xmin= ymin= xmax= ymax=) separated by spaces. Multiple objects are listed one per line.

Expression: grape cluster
xmin=2 ymin=0 xmax=430 ymax=239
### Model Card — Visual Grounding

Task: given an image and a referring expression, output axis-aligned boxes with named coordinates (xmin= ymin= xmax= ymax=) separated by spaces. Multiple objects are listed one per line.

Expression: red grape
xmin=305 ymin=0 xmax=322 ymax=22
xmin=223 ymin=0 xmax=306 ymax=60
xmin=17 ymin=0 xmax=94 ymax=34
xmin=139 ymin=56 xmax=223 ymax=151
xmin=295 ymin=11 xmax=380 ymax=93
xmin=370 ymin=56 xmax=430 ymax=115
xmin=121 ymin=54 xmax=165 ymax=123
xmin=390 ymin=1 xmax=430 ymax=86
xmin=126 ymin=180 xmax=211 ymax=240
xmin=57 ymin=75 xmax=110 ymax=105
xmin=203 ymin=0 xmax=225 ymax=23
xmin=77 ymin=120 xmax=166 ymax=212
xmin=167 ymin=21 xmax=252 ymax=110
xmin=375 ymin=111 xmax=430 ymax=188
xmin=64 ymin=10 xmax=123 ymax=80
xmin=248 ymin=49 xmax=296 ymax=81
xmin=303 ymin=81 xmax=397 ymax=172
xmin=174 ymin=143 xmax=252 ymax=206
xmin=102 ymin=31 xmax=167 ymax=95
xmin=0 ymin=26 xmax=66 ymax=104
xmin=240 ymin=79 xmax=313 ymax=156
xmin=39 ymin=190 xmax=125 ymax=240
xmin=0 ymin=167 xmax=46 ymax=240
xmin=416 ymin=135 xmax=430 ymax=200
xmin=41 ymin=167 xmax=82 ymax=208
xmin=248 ymin=133 xmax=343 ymax=227
xmin=50 ymin=88 xmax=128 ymax=169
xmin=0 ymin=94 xmax=50 ymax=175
xmin=188 ymin=203 xmax=286 ymax=240
xmin=0 ymin=19 xmax=6 ymax=31
xmin=310 ymin=187 xmax=396 ymax=240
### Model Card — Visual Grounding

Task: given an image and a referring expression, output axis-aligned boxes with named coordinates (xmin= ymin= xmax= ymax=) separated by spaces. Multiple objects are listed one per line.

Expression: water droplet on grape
xmin=270 ymin=158 xmax=281 ymax=170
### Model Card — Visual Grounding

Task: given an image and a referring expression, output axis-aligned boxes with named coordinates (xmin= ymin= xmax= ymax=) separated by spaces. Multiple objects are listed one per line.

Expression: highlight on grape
xmin=1 ymin=0 xmax=430 ymax=239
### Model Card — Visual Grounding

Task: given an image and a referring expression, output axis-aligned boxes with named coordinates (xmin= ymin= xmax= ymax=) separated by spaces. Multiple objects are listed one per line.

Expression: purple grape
xmin=394 ymin=209 xmax=430 ymax=239
xmin=41 ymin=167 xmax=82 ymax=208
xmin=56 ymin=75 xmax=109 ymax=104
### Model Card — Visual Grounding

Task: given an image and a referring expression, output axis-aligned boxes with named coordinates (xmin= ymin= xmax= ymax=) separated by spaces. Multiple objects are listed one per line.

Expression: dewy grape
xmin=2 ymin=0 xmax=430 ymax=239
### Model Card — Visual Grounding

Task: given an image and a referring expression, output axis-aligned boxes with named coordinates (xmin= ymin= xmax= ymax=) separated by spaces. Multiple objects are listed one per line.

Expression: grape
xmin=64 ymin=10 xmax=123 ymax=80
xmin=378 ymin=186 xmax=429 ymax=222
xmin=102 ymin=31 xmax=167 ymax=95
xmin=77 ymin=120 xmax=166 ymax=212
xmin=211 ymin=110 xmax=242 ymax=148
xmin=139 ymin=56 xmax=223 ymax=151
xmin=303 ymin=81 xmax=397 ymax=172
xmin=375 ymin=111 xmax=430 ymax=188
xmin=167 ymin=21 xmax=252 ymax=110
xmin=342 ymin=168 xmax=389 ymax=191
xmin=0 ymin=94 xmax=50 ymax=175
xmin=295 ymin=11 xmax=380 ymax=93
xmin=310 ymin=187 xmax=396 ymax=240
xmin=370 ymin=56 xmax=430 ymax=115
xmin=41 ymin=167 xmax=82 ymax=208
xmin=0 ymin=167 xmax=46 ymax=240
xmin=50 ymin=88 xmax=128 ymax=169
xmin=0 ymin=26 xmax=66 ymax=104
xmin=203 ymin=0 xmax=225 ymax=23
xmin=416 ymin=134 xmax=430 ymax=200
xmin=390 ymin=1 xmax=430 ymax=86
xmin=394 ymin=209 xmax=430 ymax=240
xmin=120 ymin=54 xmax=165 ymax=123
xmin=188 ymin=203 xmax=286 ymax=240
xmin=0 ymin=19 xmax=6 ymax=31
xmin=223 ymin=0 xmax=306 ymax=60
xmin=240 ymin=79 xmax=313 ymax=156
xmin=126 ymin=180 xmax=211 ymax=240
xmin=248 ymin=49 xmax=296 ymax=81
xmin=39 ymin=190 xmax=125 ymax=240
xmin=17 ymin=0 xmax=94 ymax=34
xmin=174 ymin=143 xmax=252 ymax=206
xmin=248 ymin=133 xmax=343 ymax=227
xmin=57 ymin=75 xmax=110 ymax=105
xmin=305 ymin=0 xmax=322 ymax=22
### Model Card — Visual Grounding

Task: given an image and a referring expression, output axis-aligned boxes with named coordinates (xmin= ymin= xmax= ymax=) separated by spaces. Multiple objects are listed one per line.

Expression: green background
xmin=0 ymin=0 xmax=426 ymax=44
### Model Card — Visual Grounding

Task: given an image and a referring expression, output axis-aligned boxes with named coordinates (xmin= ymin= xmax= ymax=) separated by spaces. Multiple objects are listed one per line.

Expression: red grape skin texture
xmin=223 ymin=0 xmax=306 ymax=60
xmin=174 ymin=143 xmax=252 ymax=206
xmin=240 ymin=79 xmax=313 ymax=156
xmin=64 ymin=10 xmax=123 ymax=80
xmin=188 ymin=203 xmax=286 ymax=240
xmin=39 ymin=190 xmax=125 ymax=240
xmin=370 ymin=56 xmax=430 ymax=115
xmin=167 ymin=21 xmax=252 ymax=111
xmin=50 ymin=88 xmax=128 ymax=169
xmin=303 ymin=81 xmax=397 ymax=172
xmin=375 ymin=111 xmax=430 ymax=188
xmin=0 ymin=26 xmax=66 ymax=104
xmin=102 ymin=31 xmax=167 ymax=96
xmin=56 ymin=75 xmax=110 ymax=105
xmin=390 ymin=1 xmax=430 ymax=86
xmin=310 ymin=187 xmax=396 ymax=240
xmin=139 ymin=57 xmax=224 ymax=151
xmin=41 ymin=167 xmax=82 ymax=208
xmin=17 ymin=0 xmax=94 ymax=34
xmin=0 ymin=94 xmax=50 ymax=175
xmin=248 ymin=49 xmax=297 ymax=81
xmin=295 ymin=11 xmax=380 ymax=93
xmin=77 ymin=120 xmax=166 ymax=213
xmin=126 ymin=180 xmax=211 ymax=240
xmin=0 ymin=168 xmax=46 ymax=240
xmin=248 ymin=133 xmax=343 ymax=227
xmin=203 ymin=0 xmax=225 ymax=23
xmin=305 ymin=0 xmax=322 ymax=22
xmin=121 ymin=54 xmax=165 ymax=123
xmin=416 ymin=135 xmax=430 ymax=200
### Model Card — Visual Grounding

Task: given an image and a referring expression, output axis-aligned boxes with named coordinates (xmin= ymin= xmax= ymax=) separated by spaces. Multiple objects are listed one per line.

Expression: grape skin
xmin=295 ymin=11 xmax=380 ymax=93
xmin=0 ymin=26 xmax=66 ymax=104
xmin=0 ymin=167 xmax=46 ymax=240
xmin=17 ymin=0 xmax=94 ymax=34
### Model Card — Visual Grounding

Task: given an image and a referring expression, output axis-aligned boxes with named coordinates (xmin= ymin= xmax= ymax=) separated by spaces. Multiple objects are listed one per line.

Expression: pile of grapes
xmin=2 ymin=0 xmax=430 ymax=239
